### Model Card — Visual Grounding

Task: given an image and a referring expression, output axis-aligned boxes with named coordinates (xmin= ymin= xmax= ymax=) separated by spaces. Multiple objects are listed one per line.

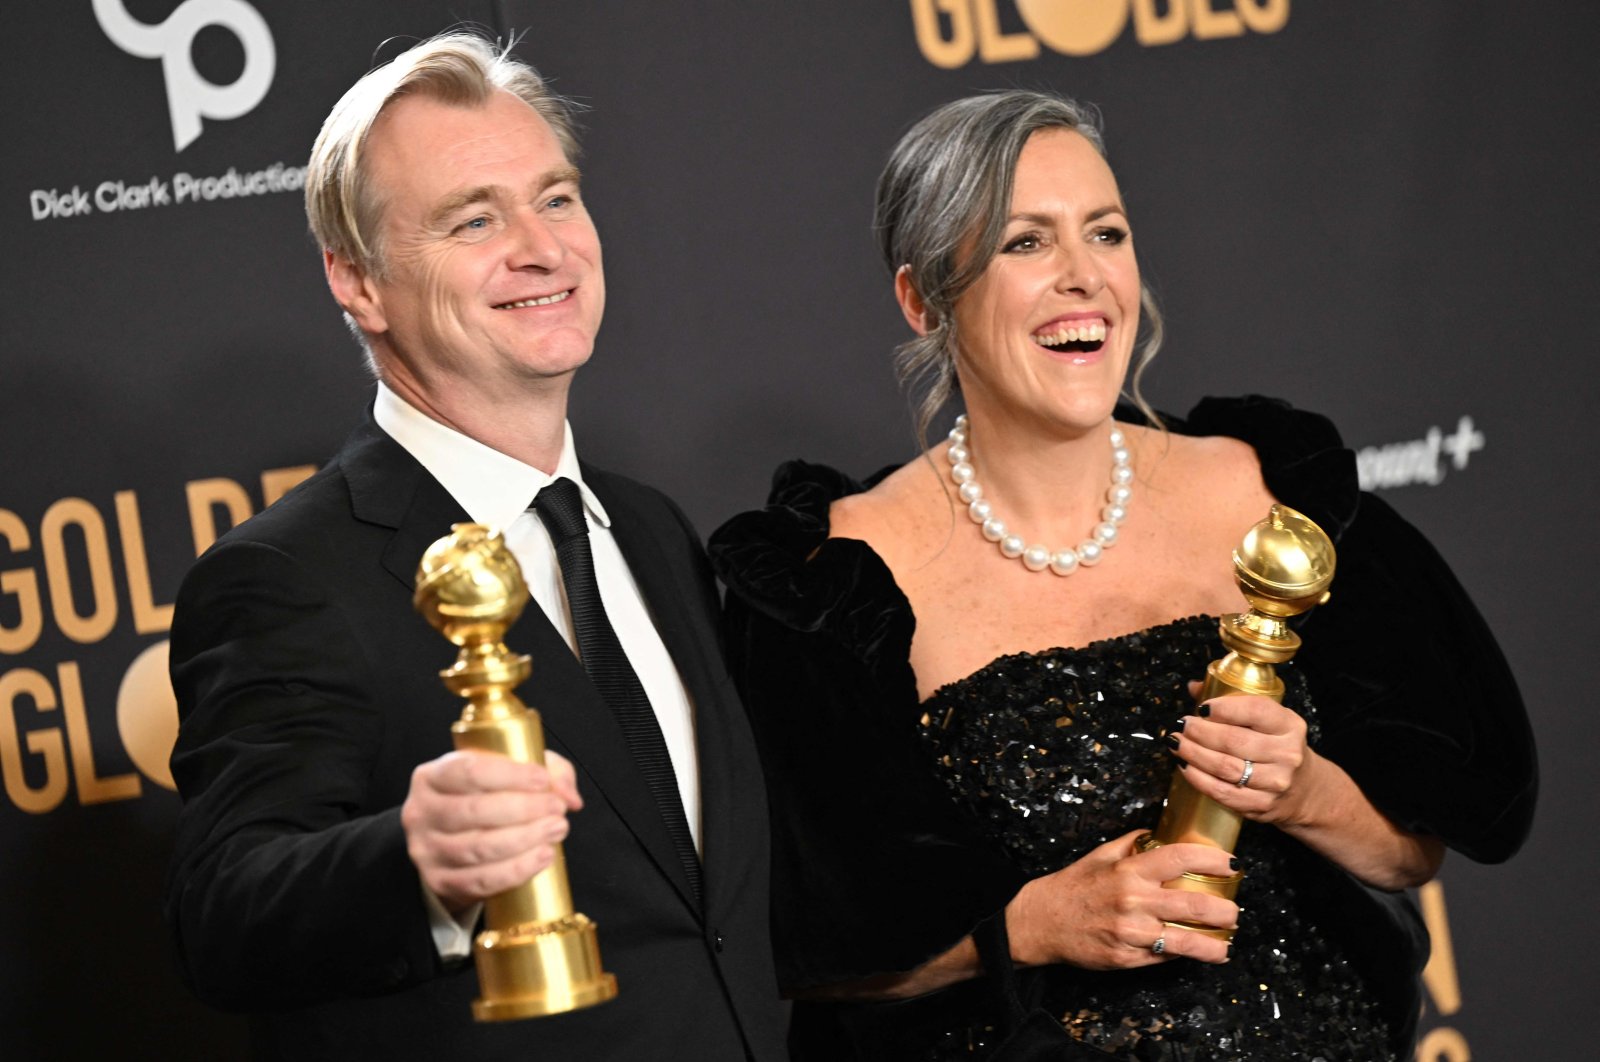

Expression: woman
xmin=709 ymin=92 xmax=1536 ymax=1060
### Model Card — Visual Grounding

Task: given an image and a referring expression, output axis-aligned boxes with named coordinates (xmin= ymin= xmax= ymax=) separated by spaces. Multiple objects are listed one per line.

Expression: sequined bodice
xmin=916 ymin=616 xmax=1396 ymax=1061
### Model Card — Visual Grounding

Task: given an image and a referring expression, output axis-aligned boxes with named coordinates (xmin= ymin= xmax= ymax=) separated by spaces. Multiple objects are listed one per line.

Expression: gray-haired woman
xmin=710 ymin=91 xmax=1534 ymax=1060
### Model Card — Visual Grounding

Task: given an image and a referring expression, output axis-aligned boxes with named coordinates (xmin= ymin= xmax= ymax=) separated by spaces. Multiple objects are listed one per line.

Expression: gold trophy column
xmin=1135 ymin=504 xmax=1335 ymax=940
xmin=415 ymin=523 xmax=618 ymax=1021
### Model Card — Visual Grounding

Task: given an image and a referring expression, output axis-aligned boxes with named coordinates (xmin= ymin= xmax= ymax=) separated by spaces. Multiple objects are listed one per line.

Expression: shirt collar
xmin=373 ymin=381 xmax=611 ymax=531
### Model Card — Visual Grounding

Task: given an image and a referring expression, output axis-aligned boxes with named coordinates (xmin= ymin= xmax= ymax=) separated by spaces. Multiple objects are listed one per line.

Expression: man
xmin=164 ymin=32 xmax=785 ymax=1061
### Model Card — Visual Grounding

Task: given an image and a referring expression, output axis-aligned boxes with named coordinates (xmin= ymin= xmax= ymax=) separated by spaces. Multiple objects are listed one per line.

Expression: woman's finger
xmin=1196 ymin=694 xmax=1299 ymax=736
xmin=1132 ymin=839 xmax=1238 ymax=882
xmin=1141 ymin=925 xmax=1230 ymax=966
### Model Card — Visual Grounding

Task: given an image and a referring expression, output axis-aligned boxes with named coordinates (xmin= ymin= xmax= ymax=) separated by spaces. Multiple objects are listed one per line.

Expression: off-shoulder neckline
xmin=708 ymin=396 xmax=1358 ymax=689
xmin=919 ymin=613 xmax=1218 ymax=707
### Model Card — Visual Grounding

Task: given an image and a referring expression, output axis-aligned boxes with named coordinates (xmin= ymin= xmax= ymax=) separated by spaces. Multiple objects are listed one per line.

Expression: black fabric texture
xmin=165 ymin=410 xmax=788 ymax=1061
xmin=708 ymin=394 xmax=1536 ymax=1058
xmin=533 ymin=477 xmax=703 ymax=906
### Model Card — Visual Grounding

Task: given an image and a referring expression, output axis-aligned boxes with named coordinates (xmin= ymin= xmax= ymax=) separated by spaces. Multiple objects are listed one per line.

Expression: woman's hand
xmin=819 ymin=828 xmax=1239 ymax=1000
xmin=1005 ymin=829 xmax=1236 ymax=970
xmin=1169 ymin=687 xmax=1445 ymax=890
xmin=1166 ymin=690 xmax=1321 ymax=829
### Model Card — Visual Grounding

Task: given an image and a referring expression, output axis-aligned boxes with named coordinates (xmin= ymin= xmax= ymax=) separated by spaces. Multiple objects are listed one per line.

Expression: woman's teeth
xmin=1033 ymin=319 xmax=1107 ymax=346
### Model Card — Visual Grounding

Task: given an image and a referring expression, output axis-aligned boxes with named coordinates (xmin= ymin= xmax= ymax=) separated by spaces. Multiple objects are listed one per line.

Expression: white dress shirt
xmin=374 ymin=383 xmax=702 ymax=957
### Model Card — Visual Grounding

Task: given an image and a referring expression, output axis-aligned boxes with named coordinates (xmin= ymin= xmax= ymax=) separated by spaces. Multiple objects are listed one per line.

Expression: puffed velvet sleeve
xmin=709 ymin=462 xmax=1028 ymax=991
xmin=1186 ymin=396 xmax=1537 ymax=863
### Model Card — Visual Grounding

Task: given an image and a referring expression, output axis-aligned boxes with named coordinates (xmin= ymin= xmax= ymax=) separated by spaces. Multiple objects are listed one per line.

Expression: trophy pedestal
xmin=1139 ymin=505 xmax=1336 ymax=945
xmin=472 ymin=914 xmax=619 ymax=1022
xmin=415 ymin=523 xmax=619 ymax=1024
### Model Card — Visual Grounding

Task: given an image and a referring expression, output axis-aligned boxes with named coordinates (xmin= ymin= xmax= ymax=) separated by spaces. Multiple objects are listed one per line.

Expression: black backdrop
xmin=3 ymin=2 xmax=1595 ymax=1058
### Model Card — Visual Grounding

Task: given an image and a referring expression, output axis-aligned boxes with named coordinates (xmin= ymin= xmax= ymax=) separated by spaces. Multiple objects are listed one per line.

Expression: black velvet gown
xmin=708 ymin=397 xmax=1536 ymax=1062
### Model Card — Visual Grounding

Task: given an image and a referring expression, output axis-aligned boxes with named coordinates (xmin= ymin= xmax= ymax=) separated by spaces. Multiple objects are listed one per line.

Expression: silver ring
xmin=1236 ymin=759 xmax=1254 ymax=787
xmin=1151 ymin=935 xmax=1167 ymax=956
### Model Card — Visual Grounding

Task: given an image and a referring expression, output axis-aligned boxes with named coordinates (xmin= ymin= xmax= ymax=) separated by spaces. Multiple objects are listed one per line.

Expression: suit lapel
xmin=585 ymin=469 xmax=737 ymax=910
xmin=337 ymin=411 xmax=471 ymax=595
xmin=591 ymin=488 xmax=713 ymax=716
xmin=342 ymin=417 xmax=701 ymax=917
xmin=520 ymin=612 xmax=702 ymax=917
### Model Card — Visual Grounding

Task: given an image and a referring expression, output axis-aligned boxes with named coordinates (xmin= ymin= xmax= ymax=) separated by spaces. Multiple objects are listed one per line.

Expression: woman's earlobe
xmin=894 ymin=264 xmax=936 ymax=336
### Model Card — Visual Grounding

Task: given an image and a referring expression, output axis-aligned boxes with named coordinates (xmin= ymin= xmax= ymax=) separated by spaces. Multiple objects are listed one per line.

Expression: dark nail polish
xmin=1176 ymin=761 xmax=1187 ymax=770
xmin=1171 ymin=717 xmax=1186 ymax=733
xmin=1164 ymin=734 xmax=1181 ymax=750
xmin=1198 ymin=703 xmax=1212 ymax=718
xmin=1229 ymin=856 xmax=1240 ymax=871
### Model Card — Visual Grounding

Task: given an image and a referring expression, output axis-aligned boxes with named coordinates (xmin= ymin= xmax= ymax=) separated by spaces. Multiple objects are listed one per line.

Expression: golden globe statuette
xmin=1135 ymin=504 xmax=1336 ymax=941
xmin=414 ymin=523 xmax=618 ymax=1021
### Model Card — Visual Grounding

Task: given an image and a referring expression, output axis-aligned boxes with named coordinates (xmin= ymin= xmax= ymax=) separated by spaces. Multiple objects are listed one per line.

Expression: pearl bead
xmin=947 ymin=413 xmax=1130 ymax=576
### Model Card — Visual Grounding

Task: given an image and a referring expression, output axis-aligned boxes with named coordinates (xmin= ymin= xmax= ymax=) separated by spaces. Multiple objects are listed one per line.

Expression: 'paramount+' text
xmin=29 ymin=161 xmax=307 ymax=220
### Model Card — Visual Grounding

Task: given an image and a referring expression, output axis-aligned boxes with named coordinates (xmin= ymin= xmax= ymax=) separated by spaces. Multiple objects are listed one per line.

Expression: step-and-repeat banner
xmin=3 ymin=3 xmax=1592 ymax=1058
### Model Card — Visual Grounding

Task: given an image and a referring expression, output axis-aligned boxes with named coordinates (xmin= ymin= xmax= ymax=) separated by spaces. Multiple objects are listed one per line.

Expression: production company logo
xmin=29 ymin=2 xmax=297 ymax=224
xmin=910 ymin=0 xmax=1290 ymax=67
xmin=93 ymin=0 xmax=276 ymax=151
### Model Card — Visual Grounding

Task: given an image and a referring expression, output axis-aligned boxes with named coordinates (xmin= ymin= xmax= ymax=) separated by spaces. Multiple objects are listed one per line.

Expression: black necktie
xmin=532 ymin=477 xmax=702 ymax=906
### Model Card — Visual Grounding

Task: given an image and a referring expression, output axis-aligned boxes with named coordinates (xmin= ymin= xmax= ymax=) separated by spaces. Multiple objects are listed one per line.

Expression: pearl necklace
xmin=946 ymin=413 xmax=1132 ymax=576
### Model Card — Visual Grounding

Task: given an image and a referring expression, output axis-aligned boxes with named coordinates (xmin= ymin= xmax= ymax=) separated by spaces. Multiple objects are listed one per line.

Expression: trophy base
xmin=1134 ymin=832 xmax=1243 ymax=943
xmin=471 ymin=913 xmax=618 ymax=1022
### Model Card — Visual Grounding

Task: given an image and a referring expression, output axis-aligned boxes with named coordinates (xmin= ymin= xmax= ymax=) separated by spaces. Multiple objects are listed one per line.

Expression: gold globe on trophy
xmin=1135 ymin=504 xmax=1336 ymax=940
xmin=414 ymin=523 xmax=618 ymax=1021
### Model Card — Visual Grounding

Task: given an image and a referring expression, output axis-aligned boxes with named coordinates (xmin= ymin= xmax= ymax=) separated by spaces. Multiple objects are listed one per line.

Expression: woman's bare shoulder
xmin=1140 ymin=426 xmax=1277 ymax=530
xmin=829 ymin=455 xmax=951 ymax=567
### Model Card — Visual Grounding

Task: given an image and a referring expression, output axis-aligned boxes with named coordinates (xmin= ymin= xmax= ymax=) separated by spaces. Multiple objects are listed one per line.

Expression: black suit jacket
xmin=165 ymin=412 xmax=786 ymax=1061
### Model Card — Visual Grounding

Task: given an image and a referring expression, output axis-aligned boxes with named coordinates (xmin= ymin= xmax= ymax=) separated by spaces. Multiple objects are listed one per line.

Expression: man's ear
xmin=324 ymin=250 xmax=389 ymax=335
xmin=894 ymin=264 xmax=936 ymax=336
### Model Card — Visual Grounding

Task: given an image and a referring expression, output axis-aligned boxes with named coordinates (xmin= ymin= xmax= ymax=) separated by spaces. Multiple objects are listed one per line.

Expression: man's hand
xmin=400 ymin=749 xmax=582 ymax=913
